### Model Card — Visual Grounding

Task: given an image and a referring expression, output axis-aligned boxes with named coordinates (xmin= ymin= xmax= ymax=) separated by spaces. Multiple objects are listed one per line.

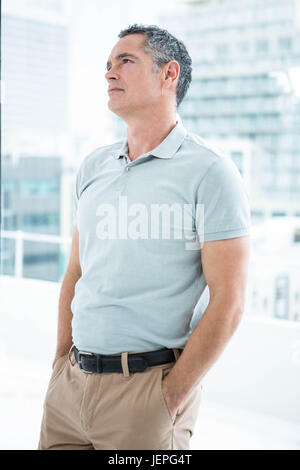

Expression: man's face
xmin=105 ymin=34 xmax=165 ymax=118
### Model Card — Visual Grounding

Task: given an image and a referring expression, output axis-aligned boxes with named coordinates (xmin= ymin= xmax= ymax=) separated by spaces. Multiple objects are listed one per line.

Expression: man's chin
xmin=107 ymin=101 xmax=128 ymax=117
xmin=107 ymin=104 xmax=125 ymax=118
xmin=108 ymin=101 xmax=118 ymax=110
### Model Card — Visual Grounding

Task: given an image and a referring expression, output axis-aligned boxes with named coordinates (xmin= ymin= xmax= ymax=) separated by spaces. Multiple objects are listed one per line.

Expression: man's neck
xmin=126 ymin=116 xmax=177 ymax=161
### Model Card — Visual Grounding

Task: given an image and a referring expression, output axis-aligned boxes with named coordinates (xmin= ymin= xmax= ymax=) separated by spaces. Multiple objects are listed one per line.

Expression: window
xmin=215 ymin=43 xmax=229 ymax=59
xmin=22 ymin=179 xmax=59 ymax=196
xmin=294 ymin=229 xmax=300 ymax=243
xmin=23 ymin=213 xmax=59 ymax=228
xmin=256 ymin=39 xmax=269 ymax=54
xmin=238 ymin=41 xmax=249 ymax=56
xmin=278 ymin=36 xmax=292 ymax=51
xmin=274 ymin=275 xmax=289 ymax=319
xmin=3 ymin=214 xmax=17 ymax=230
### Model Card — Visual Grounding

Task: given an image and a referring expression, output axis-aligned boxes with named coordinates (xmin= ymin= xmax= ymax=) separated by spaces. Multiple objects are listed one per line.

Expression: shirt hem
xmin=202 ymin=226 xmax=251 ymax=241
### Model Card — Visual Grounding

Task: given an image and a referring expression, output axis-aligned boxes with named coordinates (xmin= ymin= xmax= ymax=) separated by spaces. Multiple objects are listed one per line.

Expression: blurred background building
xmin=2 ymin=0 xmax=69 ymax=154
xmin=1 ymin=0 xmax=71 ymax=281
xmin=160 ymin=0 xmax=300 ymax=220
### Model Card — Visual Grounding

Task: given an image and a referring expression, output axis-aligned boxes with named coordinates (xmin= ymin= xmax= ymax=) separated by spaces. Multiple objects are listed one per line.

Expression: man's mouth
xmin=108 ymin=88 xmax=124 ymax=94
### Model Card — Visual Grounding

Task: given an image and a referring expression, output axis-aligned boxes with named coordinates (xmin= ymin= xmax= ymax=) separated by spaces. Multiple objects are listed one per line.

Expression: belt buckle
xmin=77 ymin=350 xmax=94 ymax=374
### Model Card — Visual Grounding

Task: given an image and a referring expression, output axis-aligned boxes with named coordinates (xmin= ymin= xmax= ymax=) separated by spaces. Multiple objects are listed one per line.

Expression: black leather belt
xmin=73 ymin=345 xmax=183 ymax=374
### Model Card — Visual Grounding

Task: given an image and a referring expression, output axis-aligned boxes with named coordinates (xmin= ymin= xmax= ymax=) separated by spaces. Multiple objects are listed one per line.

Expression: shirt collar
xmin=111 ymin=116 xmax=187 ymax=160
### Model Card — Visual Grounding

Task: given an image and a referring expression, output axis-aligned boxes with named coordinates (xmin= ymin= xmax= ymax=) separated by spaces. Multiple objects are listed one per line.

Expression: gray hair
xmin=118 ymin=24 xmax=192 ymax=109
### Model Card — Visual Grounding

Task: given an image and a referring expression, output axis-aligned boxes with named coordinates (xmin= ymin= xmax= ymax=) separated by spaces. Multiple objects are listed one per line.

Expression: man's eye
xmin=106 ymin=59 xmax=132 ymax=71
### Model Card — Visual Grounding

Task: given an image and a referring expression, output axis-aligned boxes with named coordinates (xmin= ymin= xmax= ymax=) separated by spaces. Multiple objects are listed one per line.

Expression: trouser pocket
xmin=158 ymin=362 xmax=203 ymax=437
xmin=48 ymin=353 xmax=69 ymax=385
xmin=159 ymin=363 xmax=179 ymax=426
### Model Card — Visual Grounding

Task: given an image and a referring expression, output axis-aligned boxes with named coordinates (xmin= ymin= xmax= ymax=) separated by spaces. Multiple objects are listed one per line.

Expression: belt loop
xmin=97 ymin=355 xmax=102 ymax=373
xmin=172 ymin=348 xmax=180 ymax=362
xmin=68 ymin=344 xmax=76 ymax=366
xmin=121 ymin=352 xmax=130 ymax=377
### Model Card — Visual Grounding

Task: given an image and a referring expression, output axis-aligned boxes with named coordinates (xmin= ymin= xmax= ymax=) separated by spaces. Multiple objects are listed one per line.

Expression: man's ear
xmin=163 ymin=61 xmax=180 ymax=86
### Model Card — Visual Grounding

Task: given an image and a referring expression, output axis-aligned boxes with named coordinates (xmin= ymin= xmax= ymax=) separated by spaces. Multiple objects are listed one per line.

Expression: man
xmin=38 ymin=24 xmax=251 ymax=450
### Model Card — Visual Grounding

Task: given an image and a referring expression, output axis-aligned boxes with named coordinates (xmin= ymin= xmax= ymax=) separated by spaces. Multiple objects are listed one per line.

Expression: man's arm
xmin=52 ymin=227 xmax=81 ymax=368
xmin=162 ymin=235 xmax=251 ymax=420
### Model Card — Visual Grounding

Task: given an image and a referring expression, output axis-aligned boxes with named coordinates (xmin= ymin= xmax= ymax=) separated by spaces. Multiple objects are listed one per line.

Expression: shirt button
xmin=126 ymin=167 xmax=130 ymax=171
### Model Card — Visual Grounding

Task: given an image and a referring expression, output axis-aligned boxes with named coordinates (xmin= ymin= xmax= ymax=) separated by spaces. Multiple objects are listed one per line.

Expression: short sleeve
xmin=195 ymin=156 xmax=251 ymax=242
xmin=71 ymin=148 xmax=98 ymax=229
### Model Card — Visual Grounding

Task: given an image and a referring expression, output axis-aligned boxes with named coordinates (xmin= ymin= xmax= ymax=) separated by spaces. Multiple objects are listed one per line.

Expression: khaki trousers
xmin=38 ymin=346 xmax=202 ymax=450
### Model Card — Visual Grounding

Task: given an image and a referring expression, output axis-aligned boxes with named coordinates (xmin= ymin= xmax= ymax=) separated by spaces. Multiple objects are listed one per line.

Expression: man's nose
xmin=105 ymin=67 xmax=119 ymax=80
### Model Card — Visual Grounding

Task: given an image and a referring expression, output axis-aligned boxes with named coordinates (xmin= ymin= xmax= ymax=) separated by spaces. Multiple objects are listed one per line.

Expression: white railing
xmin=1 ymin=230 xmax=71 ymax=278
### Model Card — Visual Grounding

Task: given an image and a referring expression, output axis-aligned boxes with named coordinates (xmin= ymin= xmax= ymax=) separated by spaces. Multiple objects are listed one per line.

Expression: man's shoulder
xmin=83 ymin=140 xmax=123 ymax=163
xmin=182 ymin=130 xmax=229 ymax=173
xmin=77 ymin=140 xmax=124 ymax=174
xmin=185 ymin=131 xmax=227 ymax=161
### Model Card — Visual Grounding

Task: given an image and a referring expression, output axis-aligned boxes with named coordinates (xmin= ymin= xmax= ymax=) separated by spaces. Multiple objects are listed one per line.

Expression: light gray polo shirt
xmin=71 ymin=118 xmax=251 ymax=354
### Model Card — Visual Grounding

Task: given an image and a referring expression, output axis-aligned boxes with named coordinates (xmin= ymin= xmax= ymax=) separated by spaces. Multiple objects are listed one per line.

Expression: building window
xmin=278 ymin=36 xmax=292 ymax=51
xmin=23 ymin=252 xmax=59 ymax=264
xmin=215 ymin=43 xmax=229 ymax=59
xmin=272 ymin=211 xmax=286 ymax=217
xmin=274 ymin=274 xmax=289 ymax=319
xmin=294 ymin=229 xmax=300 ymax=243
xmin=3 ymin=214 xmax=17 ymax=230
xmin=23 ymin=213 xmax=59 ymax=227
xmin=256 ymin=39 xmax=269 ymax=55
xmin=238 ymin=41 xmax=249 ymax=55
xmin=22 ymin=179 xmax=59 ymax=196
